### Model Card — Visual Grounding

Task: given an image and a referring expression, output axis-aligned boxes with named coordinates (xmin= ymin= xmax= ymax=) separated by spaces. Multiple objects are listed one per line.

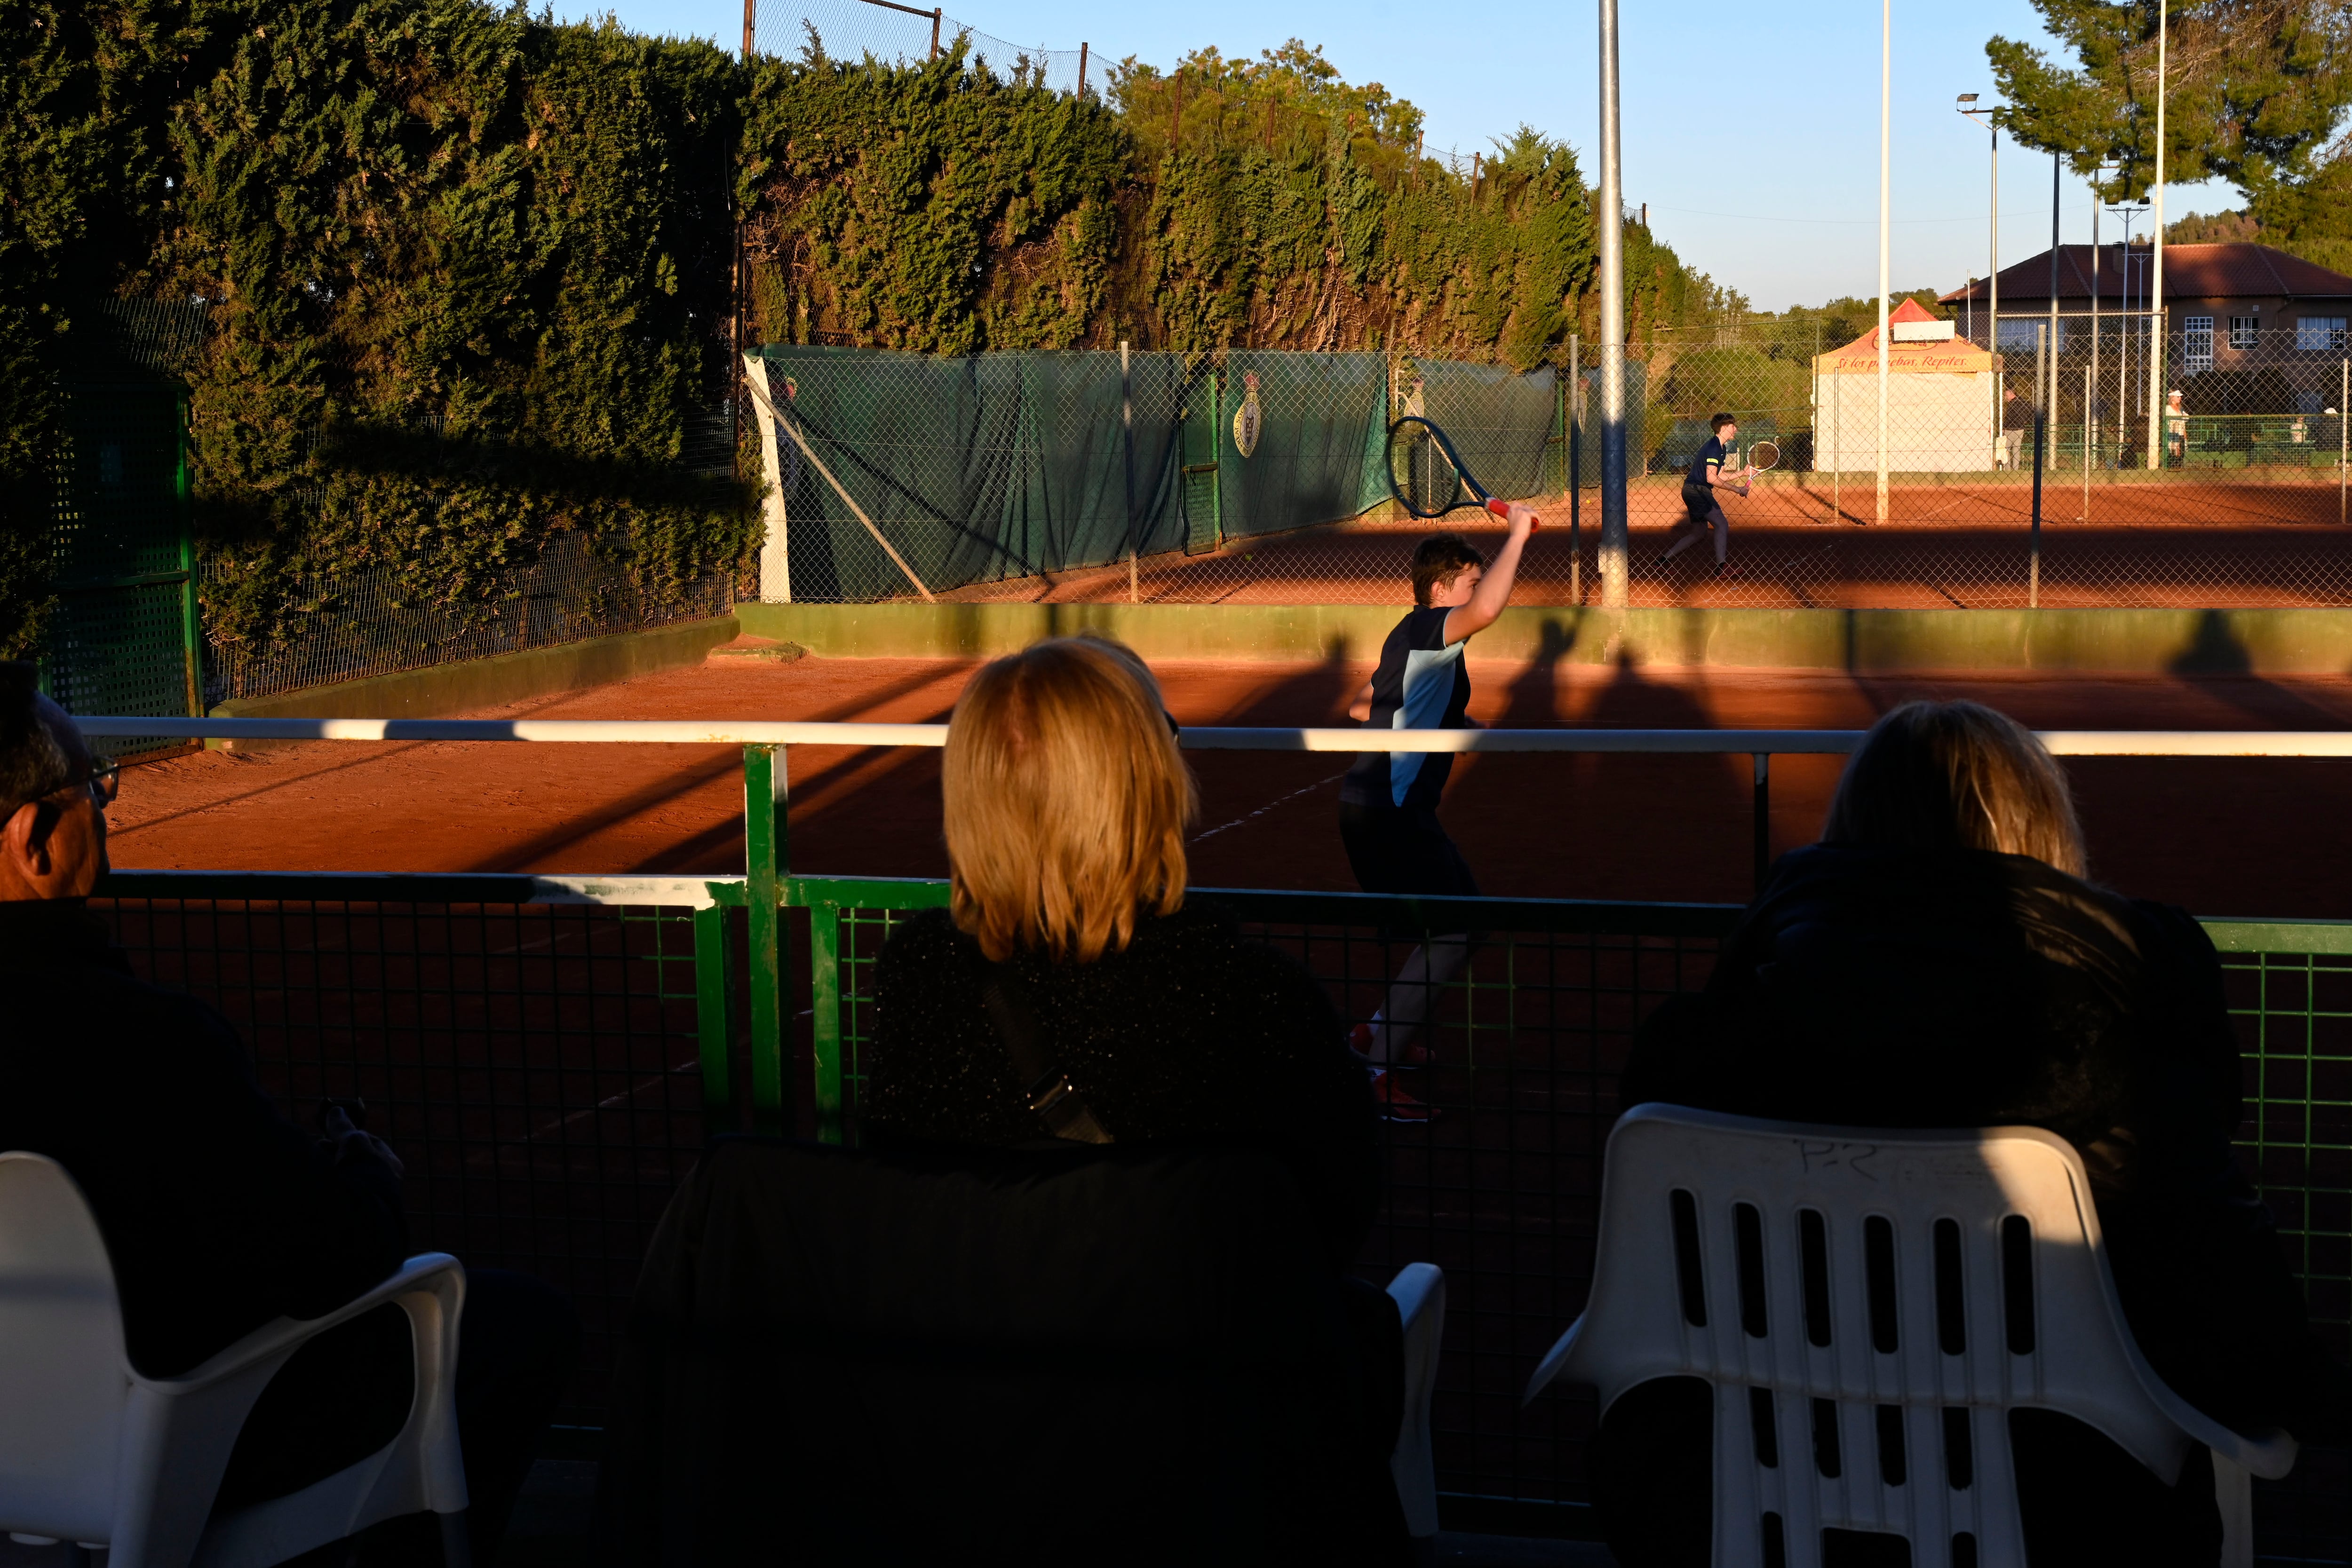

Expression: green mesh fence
xmin=751 ymin=345 xmax=1534 ymax=602
xmin=44 ymin=380 xmax=196 ymax=747
xmin=756 ymin=346 xmax=1197 ymax=601
xmin=1213 ymin=349 xmax=1389 ymax=544
xmin=1413 ymin=359 xmax=1562 ymax=502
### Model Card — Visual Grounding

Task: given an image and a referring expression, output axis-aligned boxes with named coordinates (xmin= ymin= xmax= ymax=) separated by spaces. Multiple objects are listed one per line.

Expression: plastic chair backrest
xmin=1560 ymin=1105 xmax=2212 ymax=1568
xmin=0 ymin=1153 xmax=131 ymax=1544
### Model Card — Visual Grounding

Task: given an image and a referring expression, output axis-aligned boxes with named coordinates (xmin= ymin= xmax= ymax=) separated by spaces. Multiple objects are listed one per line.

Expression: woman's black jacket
xmin=865 ymin=900 xmax=1379 ymax=1271
xmin=1621 ymin=842 xmax=2346 ymax=1439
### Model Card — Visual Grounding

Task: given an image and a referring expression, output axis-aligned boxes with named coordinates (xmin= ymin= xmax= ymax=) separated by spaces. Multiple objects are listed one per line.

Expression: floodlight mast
xmin=1597 ymin=0 xmax=1629 ymax=606
xmin=2145 ymin=0 xmax=2169 ymax=468
xmin=1875 ymin=0 xmax=1890 ymax=523
xmin=1958 ymin=95 xmax=2001 ymax=467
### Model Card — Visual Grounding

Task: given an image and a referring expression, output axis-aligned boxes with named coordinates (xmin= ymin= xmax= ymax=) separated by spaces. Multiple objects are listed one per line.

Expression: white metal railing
xmin=69 ymin=715 xmax=2352 ymax=758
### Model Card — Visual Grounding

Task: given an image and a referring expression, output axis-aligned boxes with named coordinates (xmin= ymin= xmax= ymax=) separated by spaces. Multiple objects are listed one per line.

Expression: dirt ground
xmin=102 ymin=650 xmax=2352 ymax=918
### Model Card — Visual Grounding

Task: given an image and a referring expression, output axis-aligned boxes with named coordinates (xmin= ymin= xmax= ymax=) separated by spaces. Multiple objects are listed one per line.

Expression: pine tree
xmin=1987 ymin=0 xmax=2352 ymax=202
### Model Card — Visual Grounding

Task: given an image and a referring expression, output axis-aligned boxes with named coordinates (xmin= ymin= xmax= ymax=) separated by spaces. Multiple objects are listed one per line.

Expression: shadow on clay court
xmin=1184 ymin=640 xmax=1367 ymax=889
xmin=2160 ymin=610 xmax=2352 ymax=729
xmin=1559 ymin=653 xmax=1752 ymax=902
xmin=471 ymin=659 xmax=982 ymax=876
xmin=113 ymin=683 xmax=616 ymax=847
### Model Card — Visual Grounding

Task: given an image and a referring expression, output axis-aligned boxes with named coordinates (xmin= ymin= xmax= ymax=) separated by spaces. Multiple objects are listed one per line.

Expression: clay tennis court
xmin=106 ymin=648 xmax=2352 ymax=917
xmin=936 ymin=480 xmax=2352 ymax=607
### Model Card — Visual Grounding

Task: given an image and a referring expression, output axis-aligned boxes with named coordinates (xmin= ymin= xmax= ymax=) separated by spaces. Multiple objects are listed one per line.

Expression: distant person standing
xmin=2000 ymin=387 xmax=2031 ymax=470
xmin=2166 ymin=388 xmax=2189 ymax=466
xmin=1659 ymin=413 xmax=1751 ymax=576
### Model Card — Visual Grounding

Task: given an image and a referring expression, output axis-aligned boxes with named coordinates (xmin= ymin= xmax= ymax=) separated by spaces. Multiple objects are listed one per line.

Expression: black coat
xmin=0 ymin=899 xmax=406 ymax=1378
xmin=599 ymin=1139 xmax=1409 ymax=1566
xmin=1622 ymin=843 xmax=2347 ymax=1439
xmin=867 ymin=900 xmax=1379 ymax=1270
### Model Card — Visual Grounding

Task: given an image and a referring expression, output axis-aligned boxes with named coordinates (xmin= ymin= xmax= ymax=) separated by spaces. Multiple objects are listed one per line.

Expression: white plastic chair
xmin=1387 ymin=1261 xmax=1447 ymax=1541
xmin=1525 ymin=1105 xmax=2297 ymax=1568
xmin=0 ymin=1151 xmax=471 ymax=1568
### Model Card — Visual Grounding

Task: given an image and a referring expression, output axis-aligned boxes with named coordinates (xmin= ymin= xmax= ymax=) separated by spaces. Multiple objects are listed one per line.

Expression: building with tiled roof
xmin=1938 ymin=243 xmax=2352 ymax=373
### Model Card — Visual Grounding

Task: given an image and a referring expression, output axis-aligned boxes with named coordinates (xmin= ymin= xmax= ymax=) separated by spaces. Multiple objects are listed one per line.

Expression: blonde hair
xmin=1821 ymin=699 xmax=2086 ymax=876
xmin=942 ymin=637 xmax=1196 ymax=963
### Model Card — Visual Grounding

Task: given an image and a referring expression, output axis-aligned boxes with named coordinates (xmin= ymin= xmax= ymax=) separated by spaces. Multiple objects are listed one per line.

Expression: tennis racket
xmin=1385 ymin=416 xmax=1539 ymax=527
xmin=1733 ymin=438 xmax=1780 ymax=497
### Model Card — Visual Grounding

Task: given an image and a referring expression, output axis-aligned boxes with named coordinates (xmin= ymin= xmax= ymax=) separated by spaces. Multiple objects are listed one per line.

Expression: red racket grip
xmin=1485 ymin=497 xmax=1540 ymax=531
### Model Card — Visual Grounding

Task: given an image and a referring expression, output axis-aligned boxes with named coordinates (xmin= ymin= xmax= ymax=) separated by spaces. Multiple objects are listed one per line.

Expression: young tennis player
xmin=1338 ymin=506 xmax=1538 ymax=1120
xmin=1660 ymin=412 xmax=1753 ymax=574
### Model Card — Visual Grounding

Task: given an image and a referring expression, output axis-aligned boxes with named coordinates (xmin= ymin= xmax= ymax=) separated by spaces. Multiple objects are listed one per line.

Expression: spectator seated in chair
xmin=1598 ymin=698 xmax=2352 ymax=1568
xmin=0 ymin=664 xmax=579 ymax=1561
xmin=598 ymin=635 xmax=1414 ymax=1565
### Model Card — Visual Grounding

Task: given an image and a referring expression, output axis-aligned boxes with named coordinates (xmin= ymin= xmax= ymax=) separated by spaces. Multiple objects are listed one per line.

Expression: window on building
xmin=2184 ymin=316 xmax=2216 ymax=373
xmin=2229 ymin=315 xmax=2260 ymax=349
xmin=1995 ymin=318 xmax=2066 ymax=352
xmin=2297 ymin=316 xmax=2348 ymax=351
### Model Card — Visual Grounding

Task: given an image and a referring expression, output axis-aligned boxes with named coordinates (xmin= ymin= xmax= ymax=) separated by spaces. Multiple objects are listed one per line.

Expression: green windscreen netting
xmin=758 ymin=346 xmax=1197 ymax=602
xmin=751 ymin=346 xmax=1563 ymax=602
xmin=1414 ymin=361 xmax=1561 ymax=502
xmin=1214 ymin=350 xmax=1389 ymax=544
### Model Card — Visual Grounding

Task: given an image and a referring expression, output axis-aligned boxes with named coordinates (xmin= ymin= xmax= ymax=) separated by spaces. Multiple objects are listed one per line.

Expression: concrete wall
xmin=738 ymin=601 xmax=2352 ymax=675
xmin=208 ymin=615 xmax=739 ymax=740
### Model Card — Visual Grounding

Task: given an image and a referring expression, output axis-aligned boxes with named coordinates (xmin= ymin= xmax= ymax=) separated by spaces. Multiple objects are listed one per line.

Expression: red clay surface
xmin=106 ymin=649 xmax=2352 ymax=918
xmin=946 ymin=483 xmax=2352 ymax=607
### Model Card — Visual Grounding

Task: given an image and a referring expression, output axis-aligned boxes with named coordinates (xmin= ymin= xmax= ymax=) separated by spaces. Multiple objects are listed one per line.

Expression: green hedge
xmin=5 ymin=8 xmax=1723 ymax=656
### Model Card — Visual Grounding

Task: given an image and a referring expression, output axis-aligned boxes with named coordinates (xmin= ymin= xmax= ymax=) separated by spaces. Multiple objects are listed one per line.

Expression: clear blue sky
xmin=564 ymin=0 xmax=2241 ymax=312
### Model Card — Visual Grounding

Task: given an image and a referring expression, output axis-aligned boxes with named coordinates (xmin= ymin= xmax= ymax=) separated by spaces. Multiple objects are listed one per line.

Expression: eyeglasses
xmin=1 ymin=757 xmax=116 ymax=822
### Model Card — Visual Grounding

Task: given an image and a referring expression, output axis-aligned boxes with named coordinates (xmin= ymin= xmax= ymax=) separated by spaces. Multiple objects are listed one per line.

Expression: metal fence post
xmin=1597 ymin=0 xmax=1629 ymax=607
xmin=175 ymin=389 xmax=201 ymax=719
xmin=2341 ymin=357 xmax=2347 ymax=526
xmin=2081 ymin=364 xmax=2091 ymax=521
xmin=743 ymin=743 xmax=788 ymax=1132
xmin=2031 ymin=323 xmax=2046 ymax=608
xmin=1568 ymin=335 xmax=1582 ymax=606
xmin=692 ymin=903 xmax=741 ymax=1133
xmin=1752 ymin=753 xmax=1771 ymax=892
xmin=1121 ymin=339 xmax=1137 ymax=603
xmin=809 ymin=903 xmax=845 ymax=1143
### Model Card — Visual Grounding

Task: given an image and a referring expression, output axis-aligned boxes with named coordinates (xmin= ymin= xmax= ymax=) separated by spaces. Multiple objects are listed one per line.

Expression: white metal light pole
xmin=1959 ymin=95 xmax=2001 ymax=462
xmin=1598 ymin=0 xmax=1629 ymax=604
xmin=1876 ymin=0 xmax=1891 ymax=523
xmin=2145 ymin=0 xmax=2169 ymax=468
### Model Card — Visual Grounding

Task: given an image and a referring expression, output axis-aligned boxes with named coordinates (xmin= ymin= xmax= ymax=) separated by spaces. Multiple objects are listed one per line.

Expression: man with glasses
xmin=0 ymin=664 xmax=576 ymax=1558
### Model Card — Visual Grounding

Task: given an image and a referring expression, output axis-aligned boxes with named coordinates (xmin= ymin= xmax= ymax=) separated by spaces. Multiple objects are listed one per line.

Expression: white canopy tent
xmin=1814 ymin=299 xmax=2000 ymax=473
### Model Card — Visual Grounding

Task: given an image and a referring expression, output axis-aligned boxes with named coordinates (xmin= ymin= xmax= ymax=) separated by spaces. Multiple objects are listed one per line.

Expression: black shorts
xmin=1680 ymin=486 xmax=1719 ymax=523
xmin=1338 ymin=800 xmax=1482 ymax=899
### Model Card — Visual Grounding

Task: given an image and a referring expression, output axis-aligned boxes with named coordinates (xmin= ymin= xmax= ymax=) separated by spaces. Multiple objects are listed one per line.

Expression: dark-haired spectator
xmin=0 ymin=665 xmax=577 ymax=1557
xmin=1596 ymin=698 xmax=2352 ymax=1568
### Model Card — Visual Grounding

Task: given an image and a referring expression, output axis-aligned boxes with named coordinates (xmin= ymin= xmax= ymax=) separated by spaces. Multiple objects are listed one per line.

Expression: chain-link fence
xmin=757 ymin=0 xmax=1098 ymax=97
xmin=204 ymin=532 xmax=735 ymax=705
xmin=748 ymin=328 xmax=2352 ymax=610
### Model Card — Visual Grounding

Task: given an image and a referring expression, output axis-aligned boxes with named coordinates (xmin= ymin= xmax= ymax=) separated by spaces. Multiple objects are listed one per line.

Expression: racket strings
xmin=1387 ymin=420 xmax=1463 ymax=518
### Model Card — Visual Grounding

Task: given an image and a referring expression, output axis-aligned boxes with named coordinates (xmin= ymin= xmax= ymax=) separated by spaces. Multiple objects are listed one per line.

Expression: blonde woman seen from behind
xmin=866 ymin=636 xmax=1382 ymax=1269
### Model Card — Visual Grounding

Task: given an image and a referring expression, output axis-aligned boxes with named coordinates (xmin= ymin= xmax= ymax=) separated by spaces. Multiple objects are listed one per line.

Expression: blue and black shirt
xmin=1340 ymin=606 xmax=1472 ymax=812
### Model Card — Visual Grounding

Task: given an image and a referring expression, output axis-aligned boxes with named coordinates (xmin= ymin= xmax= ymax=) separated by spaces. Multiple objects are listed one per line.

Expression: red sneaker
xmin=1369 ymin=1069 xmax=1438 ymax=1123
xmin=1349 ymin=1022 xmax=1430 ymax=1068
